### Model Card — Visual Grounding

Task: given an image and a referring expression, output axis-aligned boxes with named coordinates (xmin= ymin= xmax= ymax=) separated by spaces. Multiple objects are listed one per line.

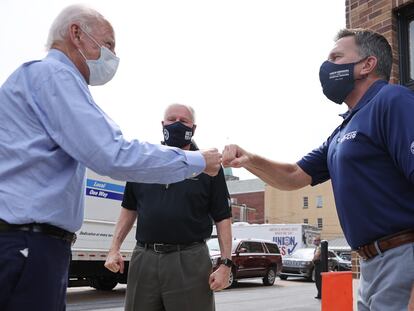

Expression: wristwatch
xmin=219 ymin=258 xmax=233 ymax=268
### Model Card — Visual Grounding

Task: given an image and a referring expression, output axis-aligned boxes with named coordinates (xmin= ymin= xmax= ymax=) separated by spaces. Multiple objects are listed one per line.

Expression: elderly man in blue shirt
xmin=223 ymin=29 xmax=414 ymax=311
xmin=0 ymin=4 xmax=222 ymax=311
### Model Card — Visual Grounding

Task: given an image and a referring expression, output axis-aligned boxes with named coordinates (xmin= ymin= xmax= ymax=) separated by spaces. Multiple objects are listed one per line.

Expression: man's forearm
xmin=216 ymin=218 xmax=232 ymax=259
xmin=245 ymin=154 xmax=311 ymax=191
xmin=109 ymin=208 xmax=137 ymax=252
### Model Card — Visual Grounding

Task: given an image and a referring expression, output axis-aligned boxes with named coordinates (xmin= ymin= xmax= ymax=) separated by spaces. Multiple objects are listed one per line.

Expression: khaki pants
xmin=125 ymin=242 xmax=215 ymax=311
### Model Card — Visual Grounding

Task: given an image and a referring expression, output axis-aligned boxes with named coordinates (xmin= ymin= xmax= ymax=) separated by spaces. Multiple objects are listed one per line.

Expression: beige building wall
xmin=265 ymin=181 xmax=343 ymax=240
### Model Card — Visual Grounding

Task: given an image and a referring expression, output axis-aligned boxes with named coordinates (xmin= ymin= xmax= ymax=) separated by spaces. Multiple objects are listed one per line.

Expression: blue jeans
xmin=358 ymin=243 xmax=414 ymax=311
xmin=0 ymin=231 xmax=71 ymax=311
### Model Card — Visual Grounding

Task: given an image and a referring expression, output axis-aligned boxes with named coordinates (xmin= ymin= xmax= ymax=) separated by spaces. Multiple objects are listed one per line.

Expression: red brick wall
xmin=345 ymin=0 xmax=414 ymax=84
xmin=230 ymin=191 xmax=264 ymax=224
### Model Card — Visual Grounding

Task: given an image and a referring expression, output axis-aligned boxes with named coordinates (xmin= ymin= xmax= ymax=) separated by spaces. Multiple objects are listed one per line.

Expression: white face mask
xmin=78 ymin=28 xmax=120 ymax=86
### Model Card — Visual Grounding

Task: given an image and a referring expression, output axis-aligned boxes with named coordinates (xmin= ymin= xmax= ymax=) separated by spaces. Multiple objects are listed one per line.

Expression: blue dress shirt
xmin=0 ymin=49 xmax=205 ymax=232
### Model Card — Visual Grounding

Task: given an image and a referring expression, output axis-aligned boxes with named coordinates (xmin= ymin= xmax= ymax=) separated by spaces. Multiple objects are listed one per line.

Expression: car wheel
xmin=279 ymin=274 xmax=288 ymax=280
xmin=262 ymin=267 xmax=276 ymax=286
xmin=305 ymin=268 xmax=315 ymax=282
xmin=228 ymin=269 xmax=237 ymax=288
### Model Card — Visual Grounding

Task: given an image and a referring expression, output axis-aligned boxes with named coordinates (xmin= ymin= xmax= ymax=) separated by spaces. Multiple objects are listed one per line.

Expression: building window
xmin=303 ymin=218 xmax=308 ymax=224
xmin=316 ymin=195 xmax=323 ymax=208
xmin=398 ymin=4 xmax=414 ymax=89
xmin=317 ymin=218 xmax=323 ymax=229
xmin=303 ymin=196 xmax=308 ymax=209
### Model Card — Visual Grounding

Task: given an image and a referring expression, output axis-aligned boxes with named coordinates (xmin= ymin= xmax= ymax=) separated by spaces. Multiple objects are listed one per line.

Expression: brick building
xmin=226 ymin=179 xmax=265 ymax=224
xmin=346 ymin=0 xmax=414 ymax=87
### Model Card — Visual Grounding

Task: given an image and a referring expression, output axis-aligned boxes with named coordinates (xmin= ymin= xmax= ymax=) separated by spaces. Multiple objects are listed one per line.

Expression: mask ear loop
xmin=79 ymin=26 xmax=102 ymax=49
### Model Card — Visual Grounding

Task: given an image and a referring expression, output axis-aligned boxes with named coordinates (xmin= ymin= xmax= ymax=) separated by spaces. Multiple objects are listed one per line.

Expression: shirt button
xmin=192 ymin=172 xmax=197 ymax=176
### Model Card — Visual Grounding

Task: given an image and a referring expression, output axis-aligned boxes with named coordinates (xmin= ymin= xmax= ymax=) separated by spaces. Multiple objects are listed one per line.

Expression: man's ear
xmin=69 ymin=24 xmax=82 ymax=48
xmin=360 ymin=56 xmax=377 ymax=76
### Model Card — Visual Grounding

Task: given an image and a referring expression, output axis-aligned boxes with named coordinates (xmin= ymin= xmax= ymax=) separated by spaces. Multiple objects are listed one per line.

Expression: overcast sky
xmin=0 ymin=0 xmax=346 ymax=180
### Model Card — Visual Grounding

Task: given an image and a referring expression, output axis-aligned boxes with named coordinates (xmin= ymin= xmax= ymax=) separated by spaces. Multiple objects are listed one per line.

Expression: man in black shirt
xmin=105 ymin=103 xmax=232 ymax=311
xmin=312 ymin=236 xmax=322 ymax=299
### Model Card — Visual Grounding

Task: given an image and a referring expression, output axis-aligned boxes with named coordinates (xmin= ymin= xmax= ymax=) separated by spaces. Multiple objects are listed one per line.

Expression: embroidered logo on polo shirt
xmin=411 ymin=141 xmax=414 ymax=155
xmin=339 ymin=130 xmax=357 ymax=143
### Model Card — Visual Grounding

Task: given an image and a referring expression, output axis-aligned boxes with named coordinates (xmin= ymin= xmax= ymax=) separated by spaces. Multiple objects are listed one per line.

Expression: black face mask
xmin=319 ymin=58 xmax=366 ymax=104
xmin=163 ymin=121 xmax=194 ymax=148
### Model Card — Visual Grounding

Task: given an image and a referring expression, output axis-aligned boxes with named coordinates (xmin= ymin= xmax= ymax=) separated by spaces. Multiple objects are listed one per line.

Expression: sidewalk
xmin=353 ymin=278 xmax=359 ymax=310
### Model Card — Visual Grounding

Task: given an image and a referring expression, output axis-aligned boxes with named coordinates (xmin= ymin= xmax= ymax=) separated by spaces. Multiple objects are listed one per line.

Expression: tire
xmin=89 ymin=276 xmax=118 ymax=291
xmin=262 ymin=267 xmax=276 ymax=286
xmin=310 ymin=268 xmax=316 ymax=282
xmin=228 ymin=269 xmax=237 ymax=288
xmin=279 ymin=274 xmax=288 ymax=280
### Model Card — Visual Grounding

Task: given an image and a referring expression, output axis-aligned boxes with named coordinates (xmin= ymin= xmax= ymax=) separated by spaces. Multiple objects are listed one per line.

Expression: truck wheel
xmin=262 ymin=267 xmax=276 ymax=286
xmin=89 ymin=276 xmax=118 ymax=291
xmin=279 ymin=274 xmax=288 ymax=280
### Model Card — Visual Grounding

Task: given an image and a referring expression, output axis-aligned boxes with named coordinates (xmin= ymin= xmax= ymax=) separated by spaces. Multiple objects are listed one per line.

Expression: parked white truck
xmin=69 ymin=170 xmax=134 ymax=290
xmin=213 ymin=222 xmax=321 ymax=256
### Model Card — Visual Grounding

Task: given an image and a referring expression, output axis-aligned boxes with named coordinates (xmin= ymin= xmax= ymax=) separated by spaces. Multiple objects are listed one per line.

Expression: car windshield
xmin=288 ymin=248 xmax=315 ymax=260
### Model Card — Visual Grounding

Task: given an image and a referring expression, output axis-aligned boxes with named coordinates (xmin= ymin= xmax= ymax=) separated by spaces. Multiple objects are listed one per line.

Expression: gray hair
xmin=46 ymin=4 xmax=105 ymax=50
xmin=164 ymin=103 xmax=196 ymax=123
xmin=335 ymin=28 xmax=392 ymax=81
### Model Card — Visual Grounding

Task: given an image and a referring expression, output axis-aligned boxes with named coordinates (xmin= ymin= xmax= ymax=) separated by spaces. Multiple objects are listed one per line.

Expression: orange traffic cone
xmin=321 ymin=271 xmax=353 ymax=311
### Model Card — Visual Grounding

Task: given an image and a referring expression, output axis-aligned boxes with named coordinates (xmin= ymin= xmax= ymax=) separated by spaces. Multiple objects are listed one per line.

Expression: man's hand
xmin=222 ymin=144 xmax=251 ymax=168
xmin=104 ymin=250 xmax=124 ymax=274
xmin=201 ymin=148 xmax=222 ymax=176
xmin=209 ymin=266 xmax=231 ymax=291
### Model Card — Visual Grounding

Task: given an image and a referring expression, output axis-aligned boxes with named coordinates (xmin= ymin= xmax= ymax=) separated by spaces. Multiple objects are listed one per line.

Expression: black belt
xmin=0 ymin=219 xmax=76 ymax=245
xmin=356 ymin=229 xmax=414 ymax=260
xmin=137 ymin=241 xmax=205 ymax=253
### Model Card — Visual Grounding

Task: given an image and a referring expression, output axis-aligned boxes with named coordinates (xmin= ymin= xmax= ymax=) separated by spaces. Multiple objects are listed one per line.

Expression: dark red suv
xmin=207 ymin=238 xmax=283 ymax=287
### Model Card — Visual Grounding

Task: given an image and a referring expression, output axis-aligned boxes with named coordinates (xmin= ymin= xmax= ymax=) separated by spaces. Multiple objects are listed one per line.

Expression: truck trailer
xmin=69 ymin=170 xmax=133 ymax=290
xmin=213 ymin=222 xmax=321 ymax=256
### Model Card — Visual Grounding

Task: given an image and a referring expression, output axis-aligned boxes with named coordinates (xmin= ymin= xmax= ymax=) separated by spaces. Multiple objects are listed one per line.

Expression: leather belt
xmin=0 ymin=219 xmax=76 ymax=245
xmin=356 ymin=229 xmax=414 ymax=260
xmin=137 ymin=241 xmax=204 ymax=254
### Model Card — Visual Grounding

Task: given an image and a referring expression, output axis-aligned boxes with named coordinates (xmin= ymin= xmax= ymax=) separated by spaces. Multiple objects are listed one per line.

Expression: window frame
xmin=317 ymin=218 xmax=323 ymax=229
xmin=398 ymin=4 xmax=414 ymax=89
xmin=303 ymin=196 xmax=309 ymax=209
xmin=316 ymin=195 xmax=323 ymax=208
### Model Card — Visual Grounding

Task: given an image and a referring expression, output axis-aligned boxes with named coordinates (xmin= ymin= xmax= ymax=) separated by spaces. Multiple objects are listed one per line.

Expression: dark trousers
xmin=125 ymin=242 xmax=215 ymax=311
xmin=0 ymin=231 xmax=71 ymax=311
xmin=314 ymin=261 xmax=322 ymax=298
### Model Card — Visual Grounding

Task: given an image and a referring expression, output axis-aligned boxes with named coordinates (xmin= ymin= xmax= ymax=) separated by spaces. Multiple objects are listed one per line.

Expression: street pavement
xmin=67 ymin=277 xmax=360 ymax=311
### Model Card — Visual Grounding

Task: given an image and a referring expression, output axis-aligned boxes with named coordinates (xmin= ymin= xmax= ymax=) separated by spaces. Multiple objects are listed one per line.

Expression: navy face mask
xmin=319 ymin=59 xmax=365 ymax=104
xmin=163 ymin=121 xmax=194 ymax=148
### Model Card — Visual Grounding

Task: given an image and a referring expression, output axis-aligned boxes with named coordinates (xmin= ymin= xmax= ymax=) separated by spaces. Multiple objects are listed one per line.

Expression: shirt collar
xmin=46 ymin=49 xmax=86 ymax=83
xmin=339 ymin=79 xmax=388 ymax=120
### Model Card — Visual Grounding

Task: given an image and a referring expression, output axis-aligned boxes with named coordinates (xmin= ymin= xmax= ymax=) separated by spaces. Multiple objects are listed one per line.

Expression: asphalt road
xmin=67 ymin=278 xmax=325 ymax=311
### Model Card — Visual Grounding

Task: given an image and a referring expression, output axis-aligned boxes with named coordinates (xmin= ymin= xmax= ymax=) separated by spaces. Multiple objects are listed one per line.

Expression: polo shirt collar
xmin=339 ymin=79 xmax=388 ymax=120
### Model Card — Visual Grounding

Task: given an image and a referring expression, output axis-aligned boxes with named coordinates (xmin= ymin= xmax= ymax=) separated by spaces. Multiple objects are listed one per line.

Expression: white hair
xmin=46 ymin=4 xmax=105 ymax=50
xmin=164 ymin=103 xmax=196 ymax=123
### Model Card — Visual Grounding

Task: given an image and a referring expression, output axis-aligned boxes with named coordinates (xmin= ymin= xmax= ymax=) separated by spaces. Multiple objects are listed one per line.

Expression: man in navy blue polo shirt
xmin=222 ymin=29 xmax=414 ymax=310
xmin=105 ymin=104 xmax=233 ymax=311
